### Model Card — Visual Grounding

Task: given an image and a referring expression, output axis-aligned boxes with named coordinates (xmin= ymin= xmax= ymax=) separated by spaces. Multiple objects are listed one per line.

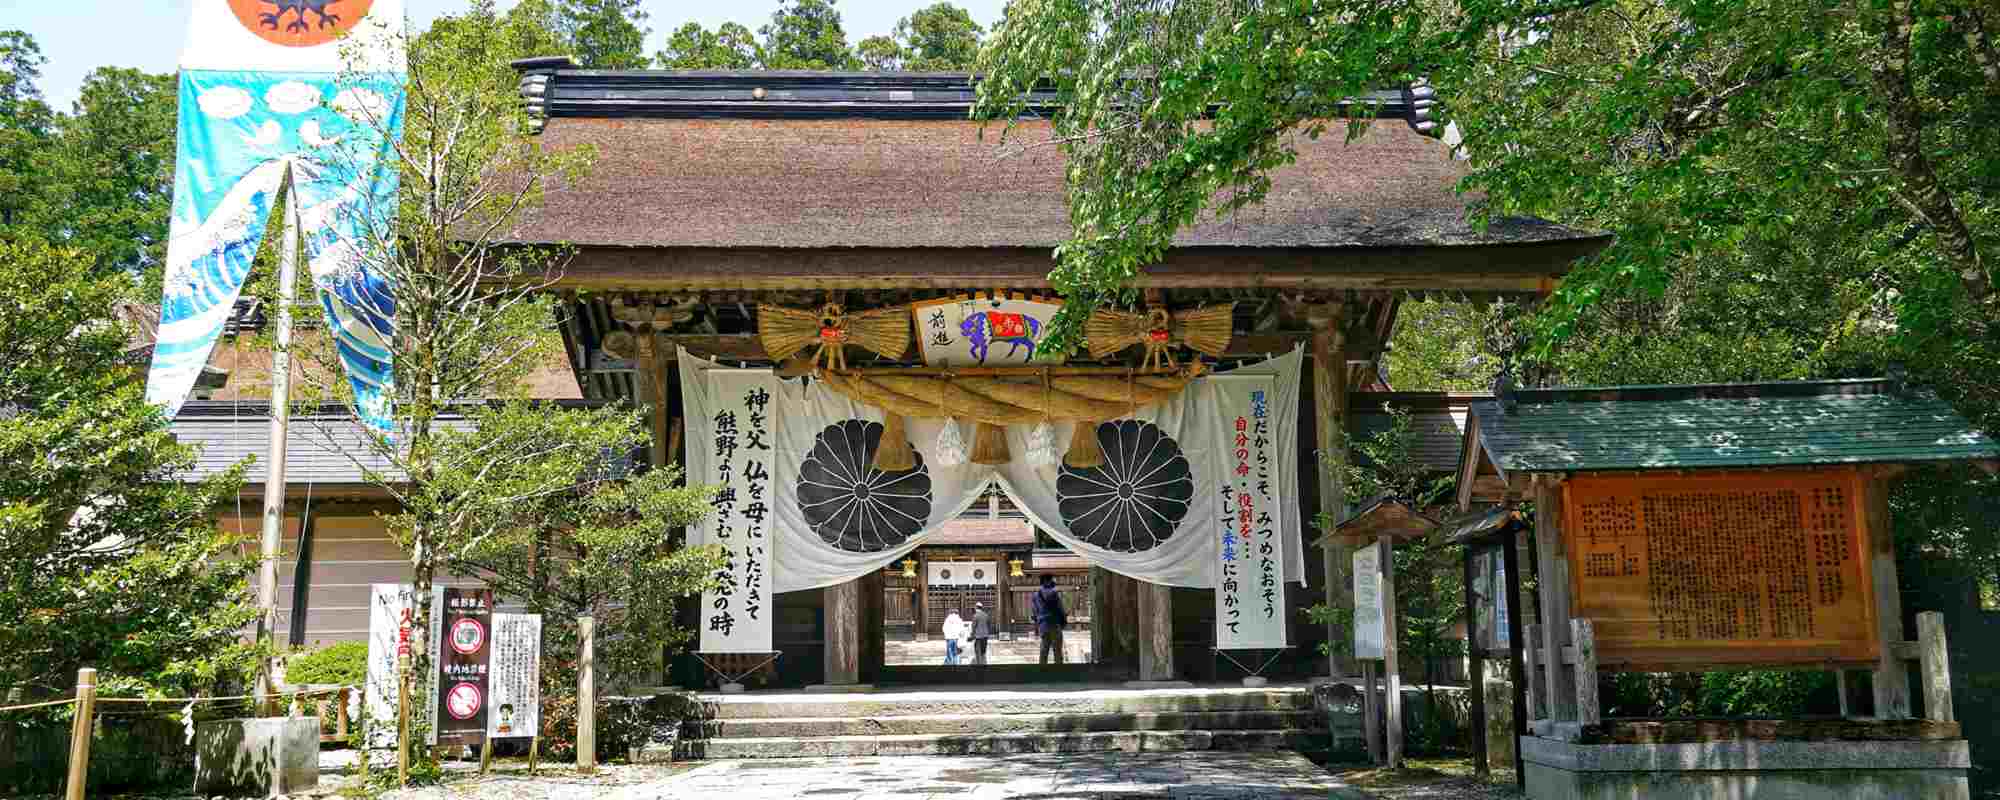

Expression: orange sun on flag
xmin=228 ymin=0 xmax=375 ymax=48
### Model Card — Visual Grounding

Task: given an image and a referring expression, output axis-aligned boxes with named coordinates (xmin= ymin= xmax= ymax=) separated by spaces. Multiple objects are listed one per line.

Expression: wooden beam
xmin=1463 ymin=547 xmax=1489 ymax=777
xmin=1865 ymin=476 xmax=1912 ymax=718
xmin=1917 ymin=611 xmax=1953 ymax=723
xmin=1311 ymin=306 xmax=1354 ymax=678
xmin=1380 ymin=534 xmax=1403 ymax=769
xmin=824 ymin=579 xmax=861 ymax=685
xmin=1535 ymin=476 xmax=1579 ymax=722
xmin=546 ymin=241 xmax=1609 ymax=293
xmin=1138 ymin=580 xmax=1175 ymax=681
xmin=1572 ymin=618 xmax=1600 ymax=726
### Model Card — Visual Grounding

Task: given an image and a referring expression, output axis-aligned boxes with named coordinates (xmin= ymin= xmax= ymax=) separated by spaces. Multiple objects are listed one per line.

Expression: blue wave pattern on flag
xmin=146 ymin=70 xmax=405 ymax=434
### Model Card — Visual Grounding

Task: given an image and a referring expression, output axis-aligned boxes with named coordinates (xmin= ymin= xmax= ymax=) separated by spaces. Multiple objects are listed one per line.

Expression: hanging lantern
xmin=901 ymin=558 xmax=918 ymax=579
xmin=1009 ymin=558 xmax=1026 ymax=578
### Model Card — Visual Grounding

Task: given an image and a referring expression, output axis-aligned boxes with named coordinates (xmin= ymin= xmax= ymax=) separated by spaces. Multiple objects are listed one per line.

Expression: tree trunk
xmin=1874 ymin=0 xmax=1992 ymax=310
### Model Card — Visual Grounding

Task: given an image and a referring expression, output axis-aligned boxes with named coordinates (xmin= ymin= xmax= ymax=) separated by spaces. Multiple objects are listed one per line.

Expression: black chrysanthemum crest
xmin=797 ymin=420 xmax=934 ymax=553
xmin=1056 ymin=420 xmax=1194 ymax=552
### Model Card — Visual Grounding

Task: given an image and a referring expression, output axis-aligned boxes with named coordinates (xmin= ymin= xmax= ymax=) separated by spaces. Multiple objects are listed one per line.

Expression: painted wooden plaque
xmin=911 ymin=296 xmax=1061 ymax=366
xmin=1564 ymin=468 xmax=1879 ymax=667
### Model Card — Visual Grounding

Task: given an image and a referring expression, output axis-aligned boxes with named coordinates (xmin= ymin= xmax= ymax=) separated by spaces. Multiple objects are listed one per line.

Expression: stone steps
xmin=674 ymin=728 xmax=1327 ymax=760
xmin=672 ymin=687 xmax=1328 ymax=761
xmin=687 ymin=709 xmax=1325 ymax=739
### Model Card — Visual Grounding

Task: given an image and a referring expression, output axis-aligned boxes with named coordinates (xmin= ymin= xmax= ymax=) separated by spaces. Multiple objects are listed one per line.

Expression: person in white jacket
xmin=942 ymin=610 xmax=966 ymax=665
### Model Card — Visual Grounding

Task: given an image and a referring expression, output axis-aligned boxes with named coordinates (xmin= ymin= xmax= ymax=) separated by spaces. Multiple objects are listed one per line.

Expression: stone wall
xmin=0 ymin=716 xmax=193 ymax=794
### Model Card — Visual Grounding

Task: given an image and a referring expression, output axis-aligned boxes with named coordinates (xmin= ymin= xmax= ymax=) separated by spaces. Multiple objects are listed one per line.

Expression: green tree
xmin=0 ymin=31 xmax=53 ymax=231
xmin=559 ymin=0 xmax=652 ymax=69
xmin=894 ymin=3 xmax=983 ymax=71
xmin=760 ymin=0 xmax=860 ymax=70
xmin=38 ymin=68 xmax=178 ymax=280
xmin=973 ymin=0 xmax=2000 ymax=382
xmin=306 ymin=3 xmax=718 ymax=756
xmin=857 ymin=34 xmax=905 ymax=71
xmin=0 ymin=236 xmax=257 ymax=701
xmin=446 ymin=445 xmax=722 ymax=687
xmin=658 ymin=22 xmax=761 ymax=70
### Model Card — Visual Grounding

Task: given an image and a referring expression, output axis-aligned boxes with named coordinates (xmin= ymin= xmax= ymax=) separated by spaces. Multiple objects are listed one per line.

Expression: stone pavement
xmin=611 ymin=752 xmax=1347 ymax=799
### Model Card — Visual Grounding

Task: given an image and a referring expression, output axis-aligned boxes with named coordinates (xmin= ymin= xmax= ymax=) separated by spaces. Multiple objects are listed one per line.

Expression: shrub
xmin=287 ymin=641 xmax=369 ymax=686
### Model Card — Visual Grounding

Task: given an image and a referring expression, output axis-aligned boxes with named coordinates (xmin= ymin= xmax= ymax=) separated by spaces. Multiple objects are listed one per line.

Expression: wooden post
xmin=1571 ymin=618 xmax=1599 ymax=726
xmin=1137 ymin=580 xmax=1174 ymax=681
xmin=1533 ymin=477 xmax=1578 ymax=721
xmin=915 ymin=551 xmax=931 ymax=641
xmin=1917 ymin=611 xmax=1953 ymax=723
xmin=1090 ymin=567 xmax=1110 ymax=662
xmin=1463 ymin=547 xmax=1488 ymax=777
xmin=1360 ymin=661 xmax=1380 ymax=764
xmin=63 ymin=668 xmax=96 ymax=800
xmin=1836 ymin=670 xmax=1851 ymax=718
xmin=335 ymin=687 xmax=350 ymax=741
xmin=528 ymin=736 xmax=540 ymax=775
xmin=478 ymin=737 xmax=494 ymax=776
xmin=1503 ymin=528 xmax=1529 ymax=790
xmin=1863 ymin=477 xmax=1912 ymax=718
xmin=396 ymin=656 xmax=410 ymax=788
xmin=825 ymin=579 xmax=861 ymax=685
xmin=1379 ymin=535 xmax=1402 ymax=769
xmin=1310 ymin=305 xmax=1352 ymax=678
xmin=1523 ymin=623 xmax=1542 ymax=721
xmin=578 ymin=615 xmax=596 ymax=774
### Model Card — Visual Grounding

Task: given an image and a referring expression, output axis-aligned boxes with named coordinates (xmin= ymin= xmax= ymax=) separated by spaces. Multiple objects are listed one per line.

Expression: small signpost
xmin=1323 ymin=497 xmax=1437 ymax=770
xmin=366 ymin=585 xmax=541 ymax=778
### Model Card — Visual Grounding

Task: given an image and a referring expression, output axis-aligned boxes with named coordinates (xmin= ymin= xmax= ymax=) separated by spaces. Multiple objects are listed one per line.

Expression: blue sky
xmin=11 ymin=0 xmax=1008 ymax=111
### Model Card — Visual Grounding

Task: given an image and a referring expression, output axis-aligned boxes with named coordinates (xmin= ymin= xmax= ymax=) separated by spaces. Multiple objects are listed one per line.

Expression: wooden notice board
xmin=1563 ymin=468 xmax=1879 ymax=668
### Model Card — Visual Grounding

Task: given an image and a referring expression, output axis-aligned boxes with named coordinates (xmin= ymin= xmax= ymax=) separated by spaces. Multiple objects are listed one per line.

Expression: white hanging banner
xmin=679 ymin=347 xmax=1308 ymax=637
xmin=687 ymin=369 xmax=780 ymax=654
xmin=1354 ymin=546 xmax=1386 ymax=660
xmin=1212 ymin=374 xmax=1288 ymax=650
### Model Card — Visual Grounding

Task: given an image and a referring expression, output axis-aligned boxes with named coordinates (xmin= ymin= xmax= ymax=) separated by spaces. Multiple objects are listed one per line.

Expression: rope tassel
xmin=1065 ymin=421 xmax=1105 ymax=469
xmin=970 ymin=422 xmax=1011 ymax=466
xmin=873 ymin=412 xmax=917 ymax=472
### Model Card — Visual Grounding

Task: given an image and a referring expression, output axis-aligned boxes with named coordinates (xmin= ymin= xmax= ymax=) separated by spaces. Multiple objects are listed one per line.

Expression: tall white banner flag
xmin=1212 ymin=375 xmax=1288 ymax=650
xmin=690 ymin=370 xmax=779 ymax=653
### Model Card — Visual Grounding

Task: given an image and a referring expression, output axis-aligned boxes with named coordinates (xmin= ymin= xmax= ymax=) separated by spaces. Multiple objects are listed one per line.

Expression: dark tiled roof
xmin=1470 ymin=378 xmax=2000 ymax=473
xmin=170 ymin=401 xmax=616 ymax=485
xmin=501 ymin=71 xmax=1606 ymax=252
xmin=1348 ymin=392 xmax=1487 ymax=473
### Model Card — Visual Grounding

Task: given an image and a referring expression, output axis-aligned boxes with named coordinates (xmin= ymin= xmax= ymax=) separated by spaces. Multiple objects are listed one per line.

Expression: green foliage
xmin=0 ymin=31 xmax=53 ymax=232
xmin=1383 ymin=299 xmax=1510 ymax=392
xmin=285 ymin=641 xmax=369 ymax=686
xmin=760 ymin=0 xmax=862 ymax=70
xmin=658 ymin=22 xmax=761 ymax=69
xmin=857 ymin=35 xmax=905 ymax=71
xmin=559 ymin=0 xmax=652 ymax=69
xmin=0 ymin=236 xmax=258 ymax=702
xmin=974 ymin=0 xmax=1999 ymax=399
xmin=894 ymin=3 xmax=984 ymax=71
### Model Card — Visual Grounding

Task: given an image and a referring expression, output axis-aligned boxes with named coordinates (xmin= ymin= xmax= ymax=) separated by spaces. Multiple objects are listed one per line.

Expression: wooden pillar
xmin=635 ymin=334 xmax=671 ymax=469
xmin=860 ymin=570 xmax=885 ymax=685
xmin=824 ymin=578 xmax=862 ymax=685
xmin=1380 ymin=535 xmax=1403 ymax=768
xmin=1917 ymin=611 xmax=1953 ymax=723
xmin=1503 ymin=526 xmax=1529 ymax=789
xmin=1361 ymin=661 xmax=1381 ymax=764
xmin=1090 ymin=566 xmax=1111 ymax=663
xmin=994 ymin=553 xmax=1011 ymax=646
xmin=915 ymin=551 xmax=931 ymax=641
xmin=1863 ymin=475 xmax=1911 ymax=718
xmin=1523 ymin=623 xmax=1543 ymax=721
xmin=1309 ymin=305 xmax=1353 ymax=678
xmin=1137 ymin=579 xmax=1174 ymax=681
xmin=1571 ymin=618 xmax=1599 ymax=726
xmin=1533 ymin=476 xmax=1578 ymax=721
xmin=1463 ymin=545 xmax=1489 ymax=777
xmin=577 ymin=616 xmax=596 ymax=773
xmin=1105 ymin=570 xmax=1141 ymax=671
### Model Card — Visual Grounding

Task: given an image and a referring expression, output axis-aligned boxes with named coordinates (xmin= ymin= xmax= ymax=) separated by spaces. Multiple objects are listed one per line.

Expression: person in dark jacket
xmin=970 ymin=601 xmax=995 ymax=666
xmin=1031 ymin=574 xmax=1068 ymax=665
